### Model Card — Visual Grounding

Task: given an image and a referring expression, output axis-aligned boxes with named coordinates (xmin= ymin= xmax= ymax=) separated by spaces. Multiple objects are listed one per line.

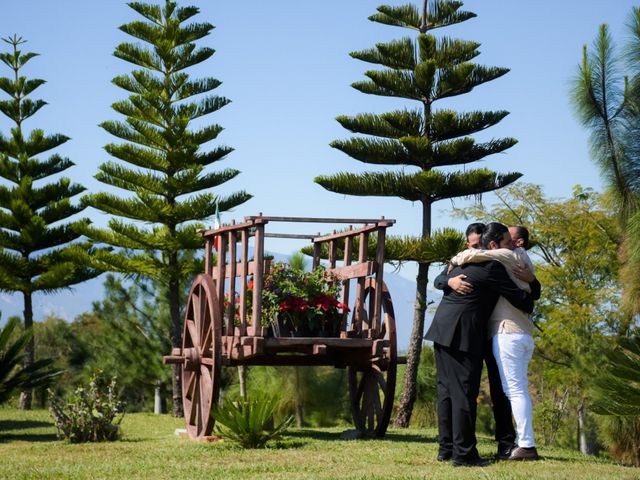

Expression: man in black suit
xmin=434 ymin=222 xmax=520 ymax=460
xmin=425 ymin=222 xmax=539 ymax=467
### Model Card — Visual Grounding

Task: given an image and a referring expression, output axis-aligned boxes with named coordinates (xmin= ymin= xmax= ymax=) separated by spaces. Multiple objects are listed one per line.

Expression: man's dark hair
xmin=465 ymin=222 xmax=485 ymax=238
xmin=510 ymin=225 xmax=529 ymax=249
xmin=480 ymin=222 xmax=509 ymax=249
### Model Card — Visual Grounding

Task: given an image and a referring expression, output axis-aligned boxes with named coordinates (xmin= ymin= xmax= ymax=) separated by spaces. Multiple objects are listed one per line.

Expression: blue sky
xmin=0 ymin=1 xmax=637 ymax=329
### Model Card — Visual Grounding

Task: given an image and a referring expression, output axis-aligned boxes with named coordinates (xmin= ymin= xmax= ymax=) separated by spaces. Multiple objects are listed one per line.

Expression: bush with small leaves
xmin=212 ymin=396 xmax=293 ymax=448
xmin=48 ymin=372 xmax=125 ymax=443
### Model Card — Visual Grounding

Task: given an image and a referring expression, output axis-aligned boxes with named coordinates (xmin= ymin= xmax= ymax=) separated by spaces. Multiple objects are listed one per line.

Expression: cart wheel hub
xmin=184 ymin=347 xmax=201 ymax=371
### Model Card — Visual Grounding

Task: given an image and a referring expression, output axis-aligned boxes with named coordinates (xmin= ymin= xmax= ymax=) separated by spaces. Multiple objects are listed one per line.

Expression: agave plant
xmin=0 ymin=316 xmax=62 ymax=405
xmin=212 ymin=395 xmax=293 ymax=448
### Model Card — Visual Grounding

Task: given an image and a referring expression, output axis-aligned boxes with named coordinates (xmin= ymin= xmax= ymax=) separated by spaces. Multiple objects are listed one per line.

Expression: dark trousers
xmin=434 ymin=343 xmax=483 ymax=462
xmin=484 ymin=340 xmax=516 ymax=449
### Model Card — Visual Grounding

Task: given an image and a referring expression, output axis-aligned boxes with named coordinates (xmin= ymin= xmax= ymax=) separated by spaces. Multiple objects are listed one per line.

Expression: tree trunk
xmin=238 ymin=366 xmax=247 ymax=399
xmin=19 ymin=291 xmax=34 ymax=410
xmin=394 ymin=197 xmax=431 ymax=428
xmin=577 ymin=402 xmax=599 ymax=455
xmin=168 ymin=256 xmax=184 ymax=418
xmin=295 ymin=367 xmax=304 ymax=428
xmin=393 ymin=262 xmax=429 ymax=427
xmin=154 ymin=380 xmax=164 ymax=414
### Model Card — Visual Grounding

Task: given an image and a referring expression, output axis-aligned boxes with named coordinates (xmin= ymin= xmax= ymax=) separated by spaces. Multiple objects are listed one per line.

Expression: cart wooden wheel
xmin=348 ymin=278 xmax=397 ymax=438
xmin=181 ymin=274 xmax=221 ymax=439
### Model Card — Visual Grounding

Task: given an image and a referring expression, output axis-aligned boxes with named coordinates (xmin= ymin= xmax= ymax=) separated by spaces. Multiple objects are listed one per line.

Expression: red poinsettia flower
xmin=312 ymin=294 xmax=338 ymax=311
xmin=336 ymin=302 xmax=351 ymax=313
xmin=279 ymin=296 xmax=308 ymax=312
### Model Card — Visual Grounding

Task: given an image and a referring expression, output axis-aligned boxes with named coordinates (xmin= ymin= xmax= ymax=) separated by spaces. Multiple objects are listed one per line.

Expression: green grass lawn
xmin=0 ymin=407 xmax=637 ymax=480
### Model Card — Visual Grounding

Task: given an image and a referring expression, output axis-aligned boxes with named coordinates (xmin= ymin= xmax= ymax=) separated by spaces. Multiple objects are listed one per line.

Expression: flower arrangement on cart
xmin=224 ymin=261 xmax=350 ymax=337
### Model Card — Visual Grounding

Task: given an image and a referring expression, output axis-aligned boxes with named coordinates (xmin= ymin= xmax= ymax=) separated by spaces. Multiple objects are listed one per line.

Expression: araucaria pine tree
xmin=315 ymin=1 xmax=521 ymax=426
xmin=0 ymin=35 xmax=99 ymax=409
xmin=83 ymin=1 xmax=251 ymax=416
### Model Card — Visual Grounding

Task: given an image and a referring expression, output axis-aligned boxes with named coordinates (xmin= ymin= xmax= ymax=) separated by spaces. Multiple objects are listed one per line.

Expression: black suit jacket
xmin=425 ymin=260 xmax=535 ymax=355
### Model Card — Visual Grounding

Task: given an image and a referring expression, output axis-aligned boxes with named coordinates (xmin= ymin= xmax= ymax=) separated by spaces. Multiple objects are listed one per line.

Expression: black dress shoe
xmin=508 ymin=446 xmax=539 ymax=461
xmin=452 ymin=456 xmax=492 ymax=467
xmin=496 ymin=443 xmax=516 ymax=460
xmin=437 ymin=452 xmax=452 ymax=462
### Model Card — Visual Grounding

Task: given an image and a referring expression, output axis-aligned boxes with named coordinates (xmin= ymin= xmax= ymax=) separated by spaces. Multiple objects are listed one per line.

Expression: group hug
xmin=425 ymin=222 xmax=540 ymax=467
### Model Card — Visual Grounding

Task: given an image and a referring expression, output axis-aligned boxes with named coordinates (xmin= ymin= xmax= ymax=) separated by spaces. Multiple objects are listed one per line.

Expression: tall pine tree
xmin=0 ymin=35 xmax=99 ymax=409
xmin=315 ymin=1 xmax=521 ymax=426
xmin=572 ymin=8 xmax=640 ymax=321
xmin=83 ymin=1 xmax=251 ymax=416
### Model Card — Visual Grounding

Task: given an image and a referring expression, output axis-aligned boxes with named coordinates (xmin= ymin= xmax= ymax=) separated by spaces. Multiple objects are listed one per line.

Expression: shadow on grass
xmin=0 ymin=419 xmax=52 ymax=430
xmin=0 ymin=419 xmax=58 ymax=443
xmin=384 ymin=431 xmax=437 ymax=443
xmin=0 ymin=432 xmax=58 ymax=443
xmin=285 ymin=428 xmax=437 ymax=444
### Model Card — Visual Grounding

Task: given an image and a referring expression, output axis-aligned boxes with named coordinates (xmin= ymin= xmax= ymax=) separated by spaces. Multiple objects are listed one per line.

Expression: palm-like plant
xmin=591 ymin=335 xmax=640 ymax=417
xmin=591 ymin=334 xmax=640 ymax=465
xmin=572 ymin=7 xmax=640 ymax=320
xmin=212 ymin=396 xmax=294 ymax=448
xmin=0 ymin=317 xmax=61 ymax=405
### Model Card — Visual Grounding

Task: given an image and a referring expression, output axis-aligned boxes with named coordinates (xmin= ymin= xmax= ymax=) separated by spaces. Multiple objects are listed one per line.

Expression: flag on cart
xmin=213 ymin=200 xmax=221 ymax=252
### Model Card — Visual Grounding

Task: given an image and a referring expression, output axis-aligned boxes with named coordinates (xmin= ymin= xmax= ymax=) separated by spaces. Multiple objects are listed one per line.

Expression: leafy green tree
xmin=0 ymin=316 xmax=61 ymax=405
xmin=74 ymin=275 xmax=171 ymax=411
xmin=315 ymin=0 xmax=521 ymax=426
xmin=0 ymin=35 xmax=99 ymax=409
xmin=572 ymin=7 xmax=640 ymax=319
xmin=31 ymin=315 xmax=83 ymax=406
xmin=82 ymin=1 xmax=251 ymax=416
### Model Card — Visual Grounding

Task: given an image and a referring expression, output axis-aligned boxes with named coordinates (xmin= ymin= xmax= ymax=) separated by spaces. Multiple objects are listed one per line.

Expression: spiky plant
xmin=315 ymin=1 xmax=521 ymax=426
xmin=212 ymin=395 xmax=294 ymax=448
xmin=0 ymin=316 xmax=61 ymax=405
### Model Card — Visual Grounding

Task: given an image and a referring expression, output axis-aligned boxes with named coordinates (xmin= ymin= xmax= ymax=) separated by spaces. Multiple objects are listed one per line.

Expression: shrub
xmin=48 ymin=372 xmax=125 ymax=443
xmin=212 ymin=395 xmax=293 ymax=448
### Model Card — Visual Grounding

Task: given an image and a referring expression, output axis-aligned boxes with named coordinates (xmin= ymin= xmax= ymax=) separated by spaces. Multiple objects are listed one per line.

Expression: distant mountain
xmin=0 ymin=276 xmax=106 ymax=324
xmin=0 ymin=253 xmax=442 ymax=351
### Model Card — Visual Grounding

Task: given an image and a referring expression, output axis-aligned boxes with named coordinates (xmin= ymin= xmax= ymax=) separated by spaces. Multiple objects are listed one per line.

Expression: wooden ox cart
xmin=163 ymin=215 xmax=397 ymax=439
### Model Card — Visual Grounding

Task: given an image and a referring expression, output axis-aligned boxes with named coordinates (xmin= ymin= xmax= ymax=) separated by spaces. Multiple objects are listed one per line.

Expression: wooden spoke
xmin=192 ymin=291 xmax=201 ymax=325
xmin=188 ymin=377 xmax=200 ymax=426
xmin=373 ymin=367 xmax=387 ymax=391
xmin=201 ymin=312 xmax=212 ymax=351
xmin=355 ymin=373 xmax=366 ymax=403
xmin=180 ymin=274 xmax=221 ymax=439
xmin=198 ymin=287 xmax=208 ymax=343
xmin=186 ymin=319 xmax=198 ymax=347
xmin=372 ymin=384 xmax=383 ymax=421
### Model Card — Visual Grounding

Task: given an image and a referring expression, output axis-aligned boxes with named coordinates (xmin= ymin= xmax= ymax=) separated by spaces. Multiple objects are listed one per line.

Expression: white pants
xmin=492 ymin=333 xmax=535 ymax=448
